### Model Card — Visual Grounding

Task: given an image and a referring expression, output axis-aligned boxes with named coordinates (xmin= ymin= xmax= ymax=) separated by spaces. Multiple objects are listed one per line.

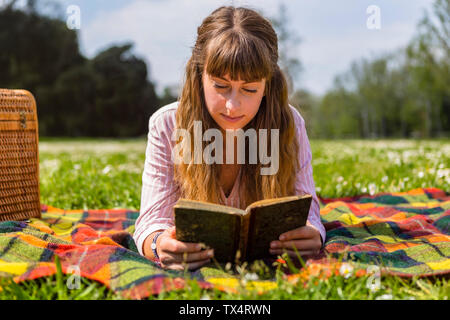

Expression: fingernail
xmin=208 ymin=250 xmax=214 ymax=257
xmin=270 ymin=242 xmax=278 ymax=248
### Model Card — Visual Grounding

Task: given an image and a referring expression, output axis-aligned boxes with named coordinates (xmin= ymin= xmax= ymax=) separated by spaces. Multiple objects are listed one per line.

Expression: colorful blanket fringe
xmin=0 ymin=188 xmax=448 ymax=299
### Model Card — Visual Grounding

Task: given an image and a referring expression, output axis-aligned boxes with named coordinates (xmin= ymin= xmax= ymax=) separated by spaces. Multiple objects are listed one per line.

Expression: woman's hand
xmin=269 ymin=221 xmax=322 ymax=259
xmin=152 ymin=227 xmax=214 ymax=271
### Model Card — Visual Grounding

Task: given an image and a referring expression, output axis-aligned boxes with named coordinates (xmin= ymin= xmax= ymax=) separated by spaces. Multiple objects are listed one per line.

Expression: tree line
xmin=293 ymin=0 xmax=449 ymax=139
xmin=0 ymin=1 xmax=174 ymax=137
xmin=0 ymin=0 xmax=448 ymax=138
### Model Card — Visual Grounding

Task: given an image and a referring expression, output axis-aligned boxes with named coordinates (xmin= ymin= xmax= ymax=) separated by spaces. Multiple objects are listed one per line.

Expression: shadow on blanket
xmin=0 ymin=187 xmax=448 ymax=299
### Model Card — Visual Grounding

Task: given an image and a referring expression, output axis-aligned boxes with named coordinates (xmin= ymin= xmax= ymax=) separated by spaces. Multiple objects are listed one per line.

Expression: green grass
xmin=1 ymin=138 xmax=449 ymax=300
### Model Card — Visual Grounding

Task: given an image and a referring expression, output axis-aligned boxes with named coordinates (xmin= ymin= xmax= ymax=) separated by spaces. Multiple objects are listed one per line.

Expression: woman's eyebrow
xmin=213 ymin=76 xmax=260 ymax=84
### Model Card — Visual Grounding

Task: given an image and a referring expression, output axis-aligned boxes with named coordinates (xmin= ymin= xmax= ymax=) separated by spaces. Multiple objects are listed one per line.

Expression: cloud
xmin=78 ymin=0 xmax=433 ymax=95
xmin=300 ymin=21 xmax=419 ymax=93
xmin=81 ymin=0 xmax=257 ymax=92
xmin=286 ymin=0 xmax=433 ymax=93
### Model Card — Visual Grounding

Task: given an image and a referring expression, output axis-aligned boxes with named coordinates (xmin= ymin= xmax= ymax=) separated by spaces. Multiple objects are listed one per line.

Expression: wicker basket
xmin=0 ymin=89 xmax=41 ymax=221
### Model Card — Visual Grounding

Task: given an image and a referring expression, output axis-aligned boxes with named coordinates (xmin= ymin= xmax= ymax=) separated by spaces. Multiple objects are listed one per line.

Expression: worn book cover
xmin=174 ymin=194 xmax=312 ymax=262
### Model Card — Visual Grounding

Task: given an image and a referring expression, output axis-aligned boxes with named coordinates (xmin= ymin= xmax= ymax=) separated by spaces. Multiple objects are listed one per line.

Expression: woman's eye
xmin=213 ymin=83 xmax=257 ymax=93
xmin=213 ymin=83 xmax=228 ymax=89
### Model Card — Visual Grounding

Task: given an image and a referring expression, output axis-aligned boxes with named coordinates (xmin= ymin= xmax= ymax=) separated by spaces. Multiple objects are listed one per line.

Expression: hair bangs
xmin=205 ymin=31 xmax=272 ymax=83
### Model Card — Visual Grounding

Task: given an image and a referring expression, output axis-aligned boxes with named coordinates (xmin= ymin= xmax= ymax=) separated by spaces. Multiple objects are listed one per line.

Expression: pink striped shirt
xmin=133 ymin=101 xmax=326 ymax=256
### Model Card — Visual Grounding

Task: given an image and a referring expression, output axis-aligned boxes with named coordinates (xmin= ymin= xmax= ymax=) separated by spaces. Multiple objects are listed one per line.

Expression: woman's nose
xmin=225 ymin=89 xmax=241 ymax=112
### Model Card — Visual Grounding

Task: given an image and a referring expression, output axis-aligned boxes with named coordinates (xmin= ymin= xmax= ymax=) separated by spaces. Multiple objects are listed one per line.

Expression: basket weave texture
xmin=0 ymin=89 xmax=41 ymax=221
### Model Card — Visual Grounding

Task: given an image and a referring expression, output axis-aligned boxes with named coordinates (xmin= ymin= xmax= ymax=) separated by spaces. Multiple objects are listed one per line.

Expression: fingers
xmin=160 ymin=235 xmax=203 ymax=254
xmin=181 ymin=249 xmax=214 ymax=263
xmin=270 ymin=238 xmax=321 ymax=252
xmin=269 ymin=227 xmax=322 ymax=258
xmin=269 ymin=248 xmax=317 ymax=257
xmin=279 ymin=225 xmax=318 ymax=241
xmin=157 ymin=232 xmax=214 ymax=270
xmin=166 ymin=258 xmax=212 ymax=271
xmin=160 ymin=250 xmax=213 ymax=271
xmin=161 ymin=248 xmax=213 ymax=264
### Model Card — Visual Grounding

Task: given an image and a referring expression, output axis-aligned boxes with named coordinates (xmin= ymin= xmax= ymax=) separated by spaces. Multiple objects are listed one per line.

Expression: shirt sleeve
xmin=291 ymin=106 xmax=326 ymax=245
xmin=133 ymin=112 xmax=180 ymax=256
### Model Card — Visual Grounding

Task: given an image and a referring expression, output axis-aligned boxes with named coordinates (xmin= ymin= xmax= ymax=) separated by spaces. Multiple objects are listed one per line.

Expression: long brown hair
xmin=174 ymin=6 xmax=300 ymax=209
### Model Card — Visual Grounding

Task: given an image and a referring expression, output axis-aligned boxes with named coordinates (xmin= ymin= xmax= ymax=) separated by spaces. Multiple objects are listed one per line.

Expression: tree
xmin=0 ymin=4 xmax=161 ymax=137
xmin=0 ymin=3 xmax=84 ymax=91
xmin=289 ymin=89 xmax=317 ymax=136
xmin=40 ymin=43 xmax=160 ymax=137
xmin=269 ymin=3 xmax=302 ymax=95
xmin=406 ymin=0 xmax=450 ymax=137
xmin=291 ymin=0 xmax=450 ymax=139
xmin=88 ymin=44 xmax=159 ymax=137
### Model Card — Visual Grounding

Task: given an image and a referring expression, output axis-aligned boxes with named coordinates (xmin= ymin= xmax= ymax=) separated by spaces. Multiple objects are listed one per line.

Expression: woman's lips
xmin=221 ymin=114 xmax=244 ymax=123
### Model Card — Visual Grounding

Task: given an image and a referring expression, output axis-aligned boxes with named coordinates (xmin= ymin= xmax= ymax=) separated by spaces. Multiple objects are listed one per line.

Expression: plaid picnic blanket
xmin=314 ymin=187 xmax=449 ymax=277
xmin=0 ymin=187 xmax=448 ymax=299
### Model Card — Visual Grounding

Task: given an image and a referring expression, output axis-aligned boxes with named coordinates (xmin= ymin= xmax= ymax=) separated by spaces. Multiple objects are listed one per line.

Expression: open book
xmin=174 ymin=194 xmax=312 ymax=263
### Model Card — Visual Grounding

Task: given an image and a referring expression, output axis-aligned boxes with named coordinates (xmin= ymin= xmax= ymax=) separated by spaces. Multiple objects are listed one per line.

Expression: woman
xmin=133 ymin=6 xmax=325 ymax=271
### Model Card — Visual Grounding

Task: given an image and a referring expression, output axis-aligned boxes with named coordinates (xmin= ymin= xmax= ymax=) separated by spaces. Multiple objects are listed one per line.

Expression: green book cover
xmin=174 ymin=194 xmax=312 ymax=263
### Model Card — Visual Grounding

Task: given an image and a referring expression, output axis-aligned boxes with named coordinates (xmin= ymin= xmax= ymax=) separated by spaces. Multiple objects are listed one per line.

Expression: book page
xmin=245 ymin=194 xmax=312 ymax=212
xmin=175 ymin=198 xmax=246 ymax=215
xmin=245 ymin=195 xmax=312 ymax=261
xmin=174 ymin=198 xmax=244 ymax=262
xmin=238 ymin=213 xmax=251 ymax=261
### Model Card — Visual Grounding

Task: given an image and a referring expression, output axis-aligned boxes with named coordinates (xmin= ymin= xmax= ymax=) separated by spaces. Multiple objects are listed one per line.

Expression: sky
xmin=35 ymin=0 xmax=434 ymax=96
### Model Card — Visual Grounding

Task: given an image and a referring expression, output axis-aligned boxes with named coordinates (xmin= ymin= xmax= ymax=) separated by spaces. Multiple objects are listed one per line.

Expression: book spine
xmin=238 ymin=213 xmax=251 ymax=261
xmin=229 ymin=215 xmax=239 ymax=262
xmin=246 ymin=208 xmax=258 ymax=261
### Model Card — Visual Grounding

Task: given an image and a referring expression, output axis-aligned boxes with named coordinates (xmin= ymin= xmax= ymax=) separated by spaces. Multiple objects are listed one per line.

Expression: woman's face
xmin=202 ymin=70 xmax=266 ymax=132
